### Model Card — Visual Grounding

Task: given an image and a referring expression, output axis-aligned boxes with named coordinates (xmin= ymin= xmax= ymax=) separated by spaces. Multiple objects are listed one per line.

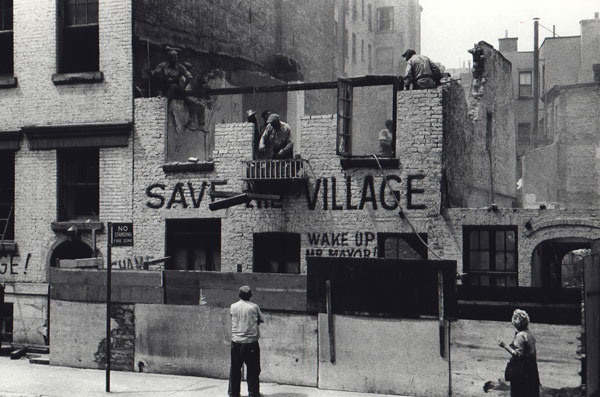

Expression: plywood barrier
xmin=318 ymin=314 xmax=450 ymax=396
xmin=134 ymin=304 xmax=317 ymax=386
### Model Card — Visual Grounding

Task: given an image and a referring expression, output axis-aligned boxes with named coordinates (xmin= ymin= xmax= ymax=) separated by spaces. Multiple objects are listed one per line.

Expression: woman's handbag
xmin=504 ymin=358 xmax=514 ymax=381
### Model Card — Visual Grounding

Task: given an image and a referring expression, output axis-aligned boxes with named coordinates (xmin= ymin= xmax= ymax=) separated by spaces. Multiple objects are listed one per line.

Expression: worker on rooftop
xmin=401 ymin=49 xmax=440 ymax=90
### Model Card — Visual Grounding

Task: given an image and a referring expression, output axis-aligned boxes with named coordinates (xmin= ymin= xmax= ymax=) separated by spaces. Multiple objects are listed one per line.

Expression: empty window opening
xmin=1 ymin=302 xmax=13 ymax=343
xmin=253 ymin=232 xmax=300 ymax=274
xmin=50 ymin=240 xmax=94 ymax=267
xmin=57 ymin=148 xmax=99 ymax=221
xmin=166 ymin=218 xmax=221 ymax=271
xmin=336 ymin=78 xmax=398 ymax=158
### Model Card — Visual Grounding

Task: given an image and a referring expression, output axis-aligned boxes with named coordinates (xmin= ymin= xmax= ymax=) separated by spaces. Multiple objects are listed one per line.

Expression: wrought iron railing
xmin=244 ymin=159 xmax=308 ymax=180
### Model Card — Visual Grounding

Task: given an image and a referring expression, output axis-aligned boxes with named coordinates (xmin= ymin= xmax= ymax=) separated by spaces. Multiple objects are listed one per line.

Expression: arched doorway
xmin=531 ymin=237 xmax=591 ymax=288
xmin=49 ymin=240 xmax=94 ymax=267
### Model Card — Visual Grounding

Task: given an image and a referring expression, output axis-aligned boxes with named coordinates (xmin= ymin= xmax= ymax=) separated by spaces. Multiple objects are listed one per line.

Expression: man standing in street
xmin=401 ymin=49 xmax=439 ymax=90
xmin=229 ymin=285 xmax=264 ymax=397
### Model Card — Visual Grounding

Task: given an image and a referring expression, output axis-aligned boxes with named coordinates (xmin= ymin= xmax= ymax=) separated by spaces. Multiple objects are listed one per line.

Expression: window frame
xmin=518 ymin=71 xmax=533 ymax=98
xmin=463 ymin=225 xmax=518 ymax=287
xmin=376 ymin=6 xmax=394 ymax=32
xmin=336 ymin=76 xmax=400 ymax=160
xmin=0 ymin=0 xmax=13 ymax=76
xmin=57 ymin=147 xmax=100 ymax=221
xmin=57 ymin=0 xmax=100 ymax=74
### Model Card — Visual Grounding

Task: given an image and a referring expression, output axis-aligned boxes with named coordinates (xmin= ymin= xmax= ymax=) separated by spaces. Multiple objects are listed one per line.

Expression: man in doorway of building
xmin=257 ymin=113 xmax=294 ymax=159
xmin=401 ymin=49 xmax=440 ymax=90
xmin=377 ymin=119 xmax=394 ymax=157
xmin=229 ymin=285 xmax=264 ymax=397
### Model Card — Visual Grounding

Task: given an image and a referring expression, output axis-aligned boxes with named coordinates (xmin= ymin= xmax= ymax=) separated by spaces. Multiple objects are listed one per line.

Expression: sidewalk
xmin=0 ymin=356 xmax=402 ymax=397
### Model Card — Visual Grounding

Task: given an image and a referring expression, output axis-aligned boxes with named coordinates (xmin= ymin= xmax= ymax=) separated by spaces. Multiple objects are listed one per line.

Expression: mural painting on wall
xmin=306 ymin=231 xmax=377 ymax=258
xmin=145 ymin=174 xmax=427 ymax=211
xmin=0 ymin=253 xmax=31 ymax=278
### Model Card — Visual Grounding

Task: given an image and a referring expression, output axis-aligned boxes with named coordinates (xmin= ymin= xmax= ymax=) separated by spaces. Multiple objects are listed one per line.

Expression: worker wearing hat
xmin=229 ymin=285 xmax=264 ymax=397
xmin=401 ymin=49 xmax=437 ymax=90
xmin=257 ymin=113 xmax=294 ymax=159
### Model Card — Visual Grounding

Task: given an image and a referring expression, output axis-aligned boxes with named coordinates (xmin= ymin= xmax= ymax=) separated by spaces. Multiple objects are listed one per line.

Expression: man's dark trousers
xmin=229 ymin=341 xmax=260 ymax=397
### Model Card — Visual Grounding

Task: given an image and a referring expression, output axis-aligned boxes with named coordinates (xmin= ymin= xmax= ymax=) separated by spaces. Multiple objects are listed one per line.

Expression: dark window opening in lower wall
xmin=166 ymin=218 xmax=221 ymax=271
xmin=50 ymin=241 xmax=93 ymax=267
xmin=377 ymin=233 xmax=428 ymax=259
xmin=253 ymin=232 xmax=300 ymax=273
xmin=0 ymin=150 xmax=14 ymax=241
xmin=1 ymin=302 xmax=13 ymax=342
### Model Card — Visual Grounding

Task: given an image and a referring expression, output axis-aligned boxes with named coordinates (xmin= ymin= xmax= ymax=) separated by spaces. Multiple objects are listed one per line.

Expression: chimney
xmin=595 ymin=12 xmax=599 ymax=18
xmin=499 ymin=37 xmax=518 ymax=52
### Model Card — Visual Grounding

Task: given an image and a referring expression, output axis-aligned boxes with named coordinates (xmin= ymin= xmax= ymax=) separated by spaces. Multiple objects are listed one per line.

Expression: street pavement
xmin=0 ymin=356 xmax=403 ymax=397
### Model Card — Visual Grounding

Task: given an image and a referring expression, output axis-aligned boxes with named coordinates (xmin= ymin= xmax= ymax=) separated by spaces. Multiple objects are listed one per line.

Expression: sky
xmin=419 ymin=0 xmax=600 ymax=69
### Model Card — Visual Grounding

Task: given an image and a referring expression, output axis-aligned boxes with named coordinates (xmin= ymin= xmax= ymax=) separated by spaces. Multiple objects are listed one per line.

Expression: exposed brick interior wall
xmin=464 ymin=41 xmax=516 ymax=207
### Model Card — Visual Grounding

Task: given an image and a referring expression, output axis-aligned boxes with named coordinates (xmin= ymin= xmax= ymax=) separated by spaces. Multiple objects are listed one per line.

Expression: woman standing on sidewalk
xmin=498 ymin=309 xmax=541 ymax=397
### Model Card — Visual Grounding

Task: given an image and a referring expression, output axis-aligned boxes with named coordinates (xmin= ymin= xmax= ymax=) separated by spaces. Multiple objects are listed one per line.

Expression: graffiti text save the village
xmin=145 ymin=174 xmax=427 ymax=211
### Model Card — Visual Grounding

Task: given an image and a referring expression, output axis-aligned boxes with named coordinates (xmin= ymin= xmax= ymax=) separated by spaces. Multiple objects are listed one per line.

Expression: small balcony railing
xmin=243 ymin=159 xmax=308 ymax=180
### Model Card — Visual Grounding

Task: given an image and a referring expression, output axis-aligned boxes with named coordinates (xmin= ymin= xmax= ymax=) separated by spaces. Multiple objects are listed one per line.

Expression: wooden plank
xmin=585 ymin=253 xmax=599 ymax=396
xmin=51 ymin=284 xmax=163 ymax=304
xmin=50 ymin=269 xmax=162 ymax=287
xmin=164 ymin=271 xmax=200 ymax=305
xmin=198 ymin=272 xmax=306 ymax=290
xmin=326 ymin=280 xmax=335 ymax=363
xmin=200 ymin=288 xmax=306 ymax=311
xmin=10 ymin=347 xmax=27 ymax=360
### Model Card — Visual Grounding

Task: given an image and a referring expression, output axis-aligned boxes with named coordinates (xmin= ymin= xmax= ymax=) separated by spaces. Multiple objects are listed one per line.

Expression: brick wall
xmin=0 ymin=0 xmax=133 ymax=130
xmin=525 ymin=84 xmax=600 ymax=209
xmin=579 ymin=16 xmax=600 ymax=83
xmin=522 ymin=143 xmax=559 ymax=207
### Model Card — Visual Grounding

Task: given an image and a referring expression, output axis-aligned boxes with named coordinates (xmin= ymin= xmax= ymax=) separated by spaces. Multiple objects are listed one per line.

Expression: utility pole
xmin=533 ymin=18 xmax=540 ymax=147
